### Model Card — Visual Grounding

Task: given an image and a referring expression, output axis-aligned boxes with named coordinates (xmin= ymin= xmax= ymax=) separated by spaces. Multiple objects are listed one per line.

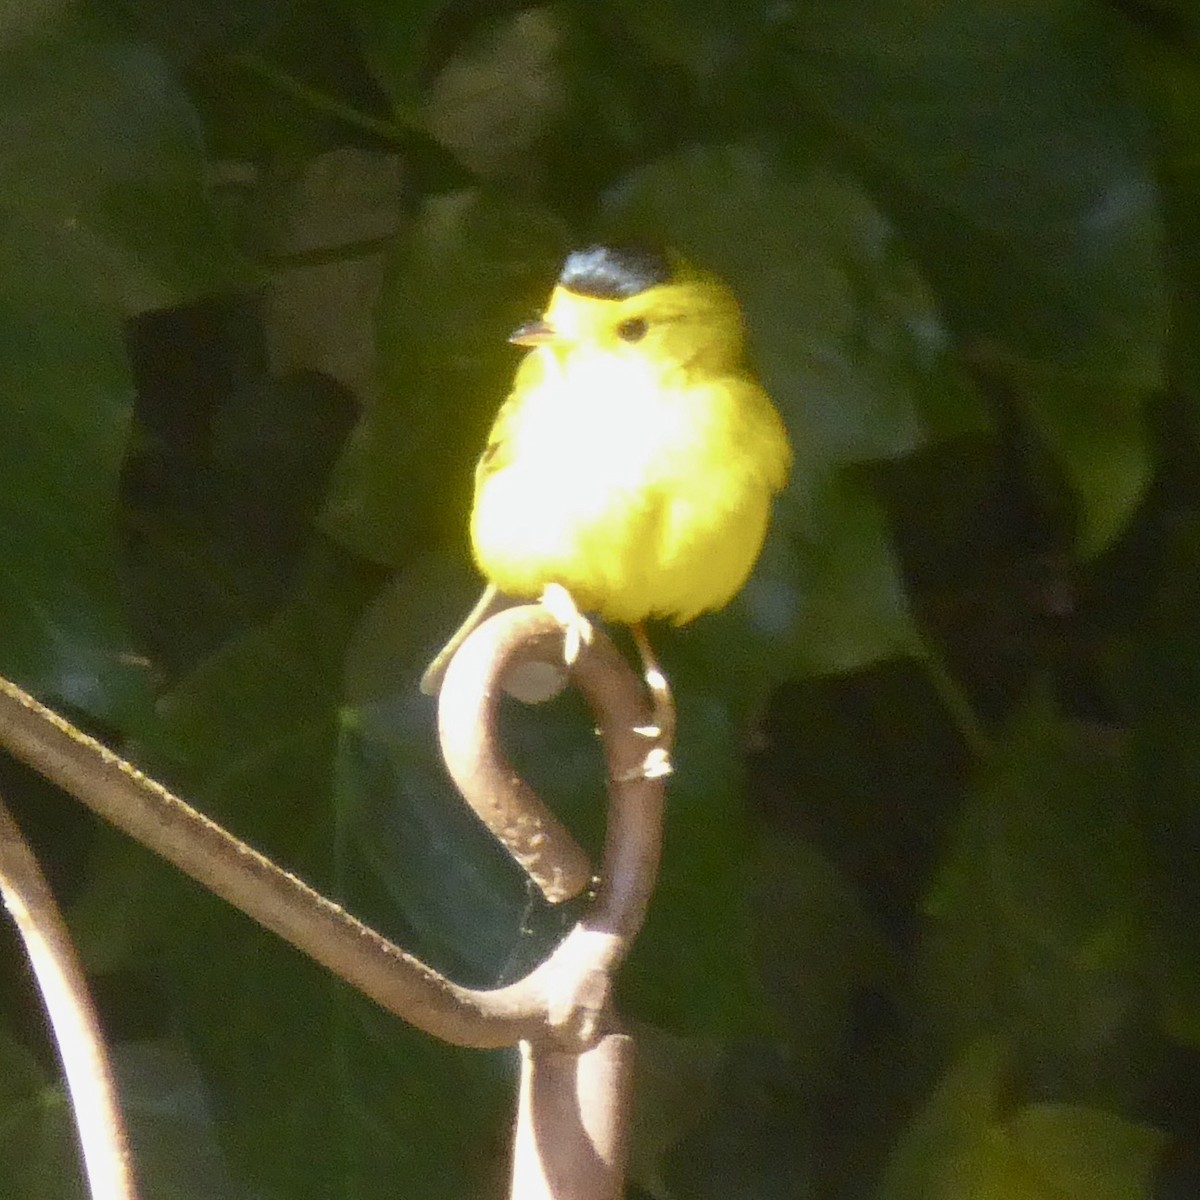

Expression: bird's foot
xmin=540 ymin=583 xmax=594 ymax=667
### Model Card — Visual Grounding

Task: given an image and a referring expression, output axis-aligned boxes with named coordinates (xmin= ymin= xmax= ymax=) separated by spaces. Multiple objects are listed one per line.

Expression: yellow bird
xmin=421 ymin=244 xmax=791 ymax=699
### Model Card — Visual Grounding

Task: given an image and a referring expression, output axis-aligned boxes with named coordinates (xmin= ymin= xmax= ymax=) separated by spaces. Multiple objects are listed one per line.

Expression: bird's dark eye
xmin=616 ymin=317 xmax=648 ymax=343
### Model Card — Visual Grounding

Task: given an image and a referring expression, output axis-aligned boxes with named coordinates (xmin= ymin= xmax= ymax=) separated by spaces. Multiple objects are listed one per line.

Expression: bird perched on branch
xmin=421 ymin=244 xmax=791 ymax=739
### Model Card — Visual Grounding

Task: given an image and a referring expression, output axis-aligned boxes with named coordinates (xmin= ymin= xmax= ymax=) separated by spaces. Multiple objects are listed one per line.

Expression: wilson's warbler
xmin=421 ymin=245 xmax=791 ymax=697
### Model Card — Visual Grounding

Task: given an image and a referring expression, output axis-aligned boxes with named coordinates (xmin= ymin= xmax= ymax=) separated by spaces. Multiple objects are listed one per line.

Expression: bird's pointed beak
xmin=508 ymin=319 xmax=557 ymax=346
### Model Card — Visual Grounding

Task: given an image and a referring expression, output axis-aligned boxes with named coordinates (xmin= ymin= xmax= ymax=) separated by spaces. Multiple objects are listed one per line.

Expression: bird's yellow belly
xmin=469 ymin=348 xmax=786 ymax=625
xmin=471 ymin=445 xmax=772 ymax=625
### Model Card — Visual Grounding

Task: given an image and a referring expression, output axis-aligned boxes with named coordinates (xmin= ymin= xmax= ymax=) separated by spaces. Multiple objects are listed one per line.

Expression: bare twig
xmin=0 ymin=792 xmax=138 ymax=1200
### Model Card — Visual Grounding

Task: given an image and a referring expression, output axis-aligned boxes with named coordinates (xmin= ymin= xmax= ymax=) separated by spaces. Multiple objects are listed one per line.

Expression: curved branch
xmin=439 ymin=604 xmax=666 ymax=1043
xmin=0 ymin=792 xmax=138 ymax=1200
xmin=0 ymin=676 xmax=534 ymax=1046
xmin=437 ymin=606 xmax=595 ymax=902
xmin=0 ymin=606 xmax=665 ymax=1052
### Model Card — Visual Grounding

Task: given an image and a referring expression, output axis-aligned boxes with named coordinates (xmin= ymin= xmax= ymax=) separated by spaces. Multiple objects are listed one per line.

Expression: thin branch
xmin=0 ymin=604 xmax=665 ymax=1052
xmin=0 ymin=607 xmax=665 ymax=1200
xmin=0 ymin=793 xmax=138 ymax=1200
xmin=0 ymin=674 xmax=534 ymax=1047
xmin=439 ymin=604 xmax=667 ymax=1045
xmin=511 ymin=1034 xmax=634 ymax=1200
xmin=442 ymin=606 xmax=659 ymax=1200
xmin=437 ymin=603 xmax=594 ymax=901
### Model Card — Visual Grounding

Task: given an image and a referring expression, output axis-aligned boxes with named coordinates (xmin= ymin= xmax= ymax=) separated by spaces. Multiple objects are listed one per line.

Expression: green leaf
xmin=336 ymin=563 xmax=572 ymax=985
xmin=620 ymin=690 xmax=771 ymax=1034
xmin=1113 ymin=517 xmax=1200 ymax=1049
xmin=1011 ymin=373 xmax=1151 ymax=558
xmin=321 ymin=189 xmax=569 ymax=564
xmin=1005 ymin=1104 xmax=1166 ymax=1200
xmin=627 ymin=1026 xmax=722 ymax=1198
xmin=328 ymin=1007 xmax=511 ymax=1200
xmin=1133 ymin=25 xmax=1200 ymax=416
xmin=346 ymin=0 xmax=447 ymax=110
xmin=0 ymin=230 xmax=146 ymax=719
xmin=919 ymin=692 xmax=1150 ymax=1085
xmin=660 ymin=1042 xmax=819 ymax=1200
xmin=878 ymin=1038 xmax=1007 ymax=1200
xmin=338 ymin=559 xmax=769 ymax=1033
xmin=0 ymin=29 xmax=249 ymax=717
xmin=788 ymin=0 xmax=1164 ymax=373
xmin=880 ymin=1042 xmax=1166 ymax=1200
xmin=122 ymin=557 xmax=382 ymax=1197
xmin=112 ymin=1039 xmax=254 ymax=1200
xmin=137 ymin=556 xmax=369 ymax=829
xmin=0 ymin=33 xmax=248 ymax=310
xmin=422 ymin=8 xmax=570 ymax=181
xmin=609 ymin=0 xmax=779 ymax=79
xmin=605 ymin=142 xmax=989 ymax=466
xmin=666 ymin=466 xmax=920 ymax=710
xmin=752 ymin=834 xmax=888 ymax=1084
xmin=786 ymin=0 xmax=1166 ymax=550
xmin=122 ymin=335 xmax=360 ymax=680
xmin=331 ymin=563 xmax=592 ymax=1194
xmin=128 ymin=549 xmax=509 ymax=1195
xmin=603 ymin=142 xmax=977 ymax=682
xmin=0 ymin=1030 xmax=240 ymax=1198
xmin=0 ymin=1037 xmax=85 ymax=1199
xmin=782 ymin=468 xmax=921 ymax=674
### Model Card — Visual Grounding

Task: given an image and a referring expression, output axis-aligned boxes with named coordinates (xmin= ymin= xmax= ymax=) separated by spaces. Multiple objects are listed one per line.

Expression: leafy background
xmin=0 ymin=0 xmax=1196 ymax=1196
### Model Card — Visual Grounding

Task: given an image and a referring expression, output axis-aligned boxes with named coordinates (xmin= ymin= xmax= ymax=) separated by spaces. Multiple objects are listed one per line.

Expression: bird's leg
xmin=630 ymin=623 xmax=674 ymax=780
xmin=539 ymin=588 xmax=673 ymax=779
xmin=540 ymin=583 xmax=594 ymax=666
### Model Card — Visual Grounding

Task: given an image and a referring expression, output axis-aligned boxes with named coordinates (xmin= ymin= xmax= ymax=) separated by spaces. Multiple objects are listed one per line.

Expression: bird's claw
xmin=540 ymin=583 xmax=594 ymax=667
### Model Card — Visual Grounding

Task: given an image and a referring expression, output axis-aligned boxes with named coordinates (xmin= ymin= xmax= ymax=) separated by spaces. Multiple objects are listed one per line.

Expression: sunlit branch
xmin=0 ymin=793 xmax=138 ymax=1200
xmin=0 ymin=604 xmax=665 ymax=1051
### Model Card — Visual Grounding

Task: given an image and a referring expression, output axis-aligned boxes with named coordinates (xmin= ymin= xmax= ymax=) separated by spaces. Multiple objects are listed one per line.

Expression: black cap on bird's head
xmin=558 ymin=244 xmax=674 ymax=300
xmin=511 ymin=241 xmax=746 ymax=365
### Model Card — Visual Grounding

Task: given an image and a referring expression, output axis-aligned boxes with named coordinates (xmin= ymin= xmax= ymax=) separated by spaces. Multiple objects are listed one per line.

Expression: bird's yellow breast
xmin=470 ymin=342 xmax=790 ymax=625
